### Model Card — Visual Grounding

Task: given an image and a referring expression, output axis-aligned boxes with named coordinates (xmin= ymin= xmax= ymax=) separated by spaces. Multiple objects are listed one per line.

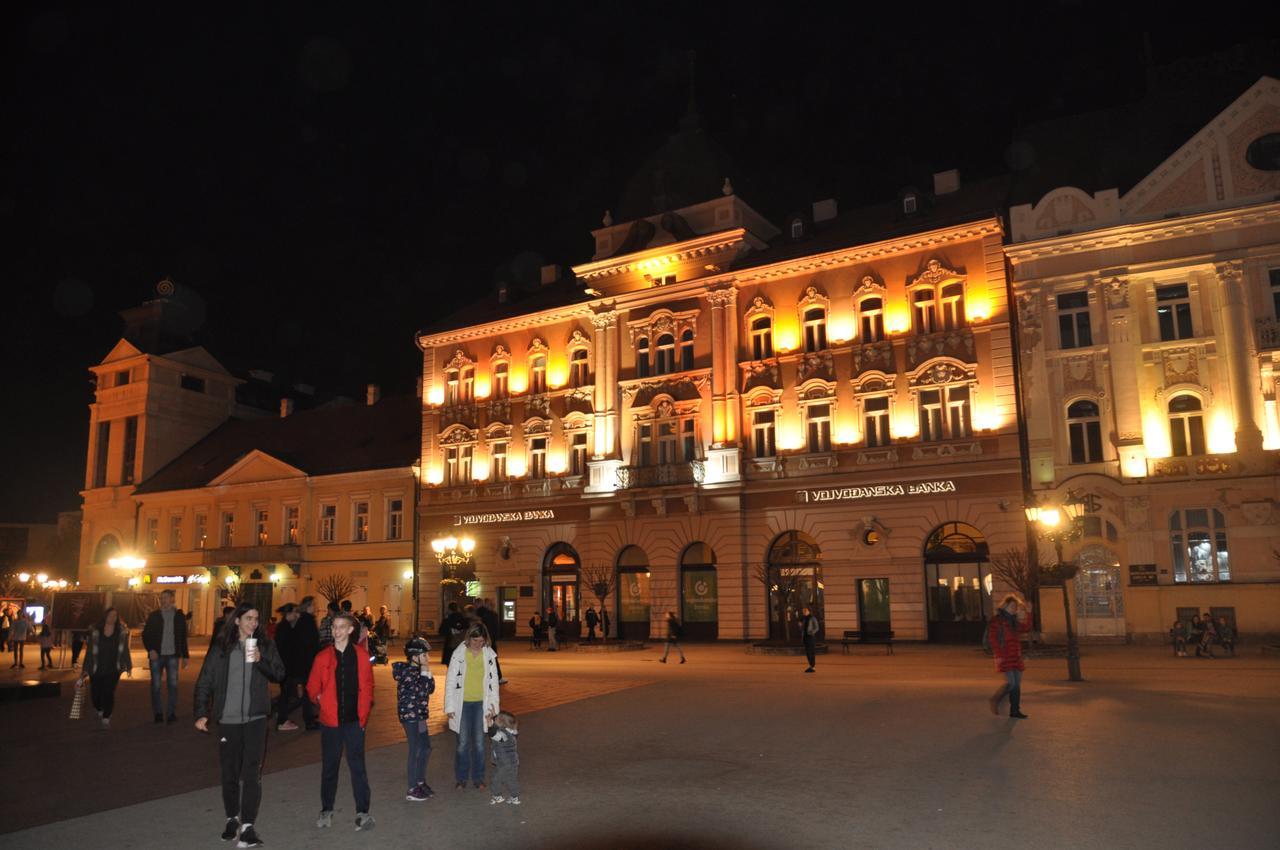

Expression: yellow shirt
xmin=463 ymin=650 xmax=485 ymax=701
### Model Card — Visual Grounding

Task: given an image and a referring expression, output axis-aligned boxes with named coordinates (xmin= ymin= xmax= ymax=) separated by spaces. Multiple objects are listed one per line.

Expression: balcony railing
xmin=202 ymin=545 xmax=302 ymax=566
xmin=1258 ymin=318 xmax=1280 ymax=351
xmin=618 ymin=460 xmax=704 ymax=489
xmin=1147 ymin=454 xmax=1233 ymax=479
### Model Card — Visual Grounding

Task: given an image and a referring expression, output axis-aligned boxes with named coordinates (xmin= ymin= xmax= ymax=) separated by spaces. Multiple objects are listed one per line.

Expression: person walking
xmin=444 ymin=624 xmax=500 ymax=791
xmin=193 ymin=601 xmax=285 ymax=848
xmin=9 ymin=609 xmax=33 ymax=668
xmin=528 ymin=613 xmax=542 ymax=649
xmin=476 ymin=598 xmax=506 ymax=684
xmin=800 ymin=606 xmax=819 ymax=673
xmin=38 ymin=623 xmax=55 ymax=669
xmin=307 ymin=612 xmax=375 ymax=831
xmin=439 ymin=602 xmax=468 ymax=665
xmin=584 ymin=606 xmax=599 ymax=642
xmin=78 ymin=607 xmax=132 ymax=728
xmin=273 ymin=604 xmax=305 ymax=731
xmin=318 ymin=601 xmax=339 ymax=646
xmin=659 ymin=611 xmax=686 ymax=664
xmin=392 ymin=636 xmax=435 ymax=801
xmin=70 ymin=628 xmax=87 ymax=667
xmin=291 ymin=596 xmax=322 ymax=730
xmin=142 ymin=588 xmax=190 ymax=723
xmin=544 ymin=606 xmax=559 ymax=652
xmin=0 ymin=604 xmax=11 ymax=653
xmin=987 ymin=595 xmax=1033 ymax=719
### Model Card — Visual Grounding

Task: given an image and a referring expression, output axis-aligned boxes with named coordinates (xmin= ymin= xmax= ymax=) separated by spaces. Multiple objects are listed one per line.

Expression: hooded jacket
xmin=443 ymin=643 xmax=500 ymax=733
xmin=193 ymin=634 xmax=285 ymax=724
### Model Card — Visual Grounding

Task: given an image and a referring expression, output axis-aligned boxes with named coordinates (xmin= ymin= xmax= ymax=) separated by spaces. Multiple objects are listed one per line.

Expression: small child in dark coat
xmin=488 ymin=711 xmax=520 ymax=805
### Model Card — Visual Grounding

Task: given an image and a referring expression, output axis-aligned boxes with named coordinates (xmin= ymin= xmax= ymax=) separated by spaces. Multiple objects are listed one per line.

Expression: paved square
xmin=3 ymin=643 xmax=1277 ymax=849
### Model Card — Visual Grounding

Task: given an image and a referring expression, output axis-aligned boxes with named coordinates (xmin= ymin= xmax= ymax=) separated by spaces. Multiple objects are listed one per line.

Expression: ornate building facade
xmin=1008 ymin=76 xmax=1280 ymax=639
xmin=417 ymin=187 xmax=1026 ymax=643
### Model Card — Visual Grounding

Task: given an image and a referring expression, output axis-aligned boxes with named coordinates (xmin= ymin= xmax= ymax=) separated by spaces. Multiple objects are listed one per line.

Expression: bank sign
xmin=453 ymin=509 xmax=556 ymax=526
xmin=797 ymin=479 xmax=957 ymax=504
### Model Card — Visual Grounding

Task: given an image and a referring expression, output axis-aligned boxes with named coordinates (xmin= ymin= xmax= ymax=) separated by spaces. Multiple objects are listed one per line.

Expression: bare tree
xmin=582 ymin=563 xmax=614 ymax=642
xmin=0 ymin=575 xmax=16 ymax=598
xmin=316 ymin=573 xmax=355 ymax=606
xmin=753 ymin=564 xmax=805 ymax=643
xmin=990 ymin=547 xmax=1045 ymax=637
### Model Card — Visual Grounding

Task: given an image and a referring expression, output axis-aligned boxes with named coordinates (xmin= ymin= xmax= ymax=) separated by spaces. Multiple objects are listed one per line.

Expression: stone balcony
xmin=618 ymin=460 xmax=705 ymax=489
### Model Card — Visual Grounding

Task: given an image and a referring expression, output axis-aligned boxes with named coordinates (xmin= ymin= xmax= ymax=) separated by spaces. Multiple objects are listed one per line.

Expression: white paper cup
xmin=245 ymin=637 xmax=257 ymax=662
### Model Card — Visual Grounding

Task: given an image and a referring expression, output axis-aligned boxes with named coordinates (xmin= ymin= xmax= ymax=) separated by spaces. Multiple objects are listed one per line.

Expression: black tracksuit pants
xmin=218 ymin=718 xmax=268 ymax=824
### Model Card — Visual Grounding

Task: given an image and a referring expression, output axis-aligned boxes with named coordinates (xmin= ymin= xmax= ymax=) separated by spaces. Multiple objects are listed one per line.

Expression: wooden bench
xmin=841 ymin=629 xmax=895 ymax=655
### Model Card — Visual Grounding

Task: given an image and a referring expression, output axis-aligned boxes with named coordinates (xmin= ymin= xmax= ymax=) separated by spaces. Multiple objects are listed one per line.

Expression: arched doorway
xmin=766 ymin=531 xmax=824 ymax=642
xmin=542 ymin=542 xmax=581 ymax=638
xmin=923 ymin=522 xmax=991 ymax=643
xmin=93 ymin=534 xmax=121 ymax=565
xmin=680 ymin=542 xmax=718 ymax=640
xmin=1075 ymin=545 xmax=1124 ymax=637
xmin=615 ymin=546 xmax=651 ymax=640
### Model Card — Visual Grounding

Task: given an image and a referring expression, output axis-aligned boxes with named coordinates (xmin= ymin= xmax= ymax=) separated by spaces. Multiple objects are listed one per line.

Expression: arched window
xmin=655 ymin=334 xmax=676 ymax=374
xmin=680 ymin=329 xmax=695 ymax=372
xmin=616 ymin=545 xmax=651 ymax=640
xmin=913 ymin=288 xmax=937 ymax=335
xmin=766 ymin=531 xmax=823 ymax=641
xmin=751 ymin=316 xmax=773 ymax=360
xmin=636 ymin=337 xmax=650 ymax=378
xmin=569 ymin=348 xmax=589 ymax=388
xmin=940 ymin=283 xmax=966 ymax=330
xmin=1170 ymin=509 xmax=1229 ymax=583
xmin=492 ymin=361 xmax=509 ymax=398
xmin=1168 ymin=395 xmax=1205 ymax=457
xmin=1067 ymin=400 xmax=1103 ymax=464
xmin=680 ymin=542 xmax=718 ymax=639
xmin=543 ymin=542 xmax=581 ymax=629
xmin=923 ymin=522 xmax=991 ymax=643
xmin=859 ymin=297 xmax=884 ymax=343
xmin=803 ymin=307 xmax=827 ymax=353
xmin=93 ymin=533 xmax=121 ymax=565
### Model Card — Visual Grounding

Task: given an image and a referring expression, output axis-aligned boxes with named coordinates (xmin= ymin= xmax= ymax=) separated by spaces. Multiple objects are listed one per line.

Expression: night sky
xmin=0 ymin=3 xmax=1265 ymax=522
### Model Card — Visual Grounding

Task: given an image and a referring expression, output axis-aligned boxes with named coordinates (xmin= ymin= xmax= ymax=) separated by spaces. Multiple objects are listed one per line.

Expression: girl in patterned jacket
xmin=392 ymin=636 xmax=436 ymax=801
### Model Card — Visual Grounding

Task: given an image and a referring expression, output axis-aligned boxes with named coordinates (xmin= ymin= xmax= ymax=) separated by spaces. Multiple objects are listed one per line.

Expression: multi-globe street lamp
xmin=1025 ymin=496 xmax=1086 ymax=681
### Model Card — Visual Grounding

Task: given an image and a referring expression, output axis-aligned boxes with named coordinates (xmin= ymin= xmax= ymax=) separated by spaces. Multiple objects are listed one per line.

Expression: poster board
xmin=49 ymin=592 xmax=107 ymax=631
xmin=111 ymin=591 xmax=161 ymax=631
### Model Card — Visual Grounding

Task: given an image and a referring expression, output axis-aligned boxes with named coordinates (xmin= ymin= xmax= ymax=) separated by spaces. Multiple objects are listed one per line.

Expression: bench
xmin=841 ymin=629 xmax=895 ymax=655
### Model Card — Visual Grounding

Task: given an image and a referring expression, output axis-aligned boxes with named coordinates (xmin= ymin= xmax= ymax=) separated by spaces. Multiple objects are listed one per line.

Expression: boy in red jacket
xmin=307 ymin=612 xmax=375 ymax=831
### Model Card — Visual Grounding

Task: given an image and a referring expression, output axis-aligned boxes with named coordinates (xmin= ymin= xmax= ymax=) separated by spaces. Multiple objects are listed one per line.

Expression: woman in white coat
xmin=444 ymin=623 xmax=501 ymax=790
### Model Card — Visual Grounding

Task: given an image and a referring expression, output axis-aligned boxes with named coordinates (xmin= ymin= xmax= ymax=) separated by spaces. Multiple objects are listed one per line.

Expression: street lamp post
xmin=1025 ymin=499 xmax=1085 ymax=682
xmin=430 ymin=533 xmax=476 ymax=614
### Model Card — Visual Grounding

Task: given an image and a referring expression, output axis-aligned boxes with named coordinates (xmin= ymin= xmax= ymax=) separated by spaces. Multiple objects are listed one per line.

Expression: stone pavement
xmin=2 ymin=643 xmax=1278 ymax=849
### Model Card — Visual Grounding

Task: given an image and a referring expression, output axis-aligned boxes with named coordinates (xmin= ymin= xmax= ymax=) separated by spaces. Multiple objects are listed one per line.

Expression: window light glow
xmin=1142 ymin=407 xmax=1172 ymax=459
xmin=507 ymin=454 xmax=527 ymax=478
xmin=828 ymin=314 xmax=854 ymax=345
xmin=1207 ymin=409 xmax=1237 ymax=455
xmin=967 ymin=298 xmax=991 ymax=322
xmin=509 ymin=367 xmax=528 ymax=394
xmin=777 ymin=416 xmax=805 ymax=451
xmin=972 ymin=407 xmax=1002 ymax=432
xmin=471 ymin=458 xmax=491 ymax=481
xmin=426 ymin=465 xmax=444 ymax=485
xmin=892 ymin=410 xmax=918 ymax=439
xmin=885 ymin=308 xmax=910 ymax=335
xmin=427 ymin=386 xmax=445 ymax=406
xmin=473 ymin=375 xmax=491 ymax=399
xmin=546 ymin=450 xmax=568 ymax=474
xmin=1119 ymin=446 xmax=1148 ymax=478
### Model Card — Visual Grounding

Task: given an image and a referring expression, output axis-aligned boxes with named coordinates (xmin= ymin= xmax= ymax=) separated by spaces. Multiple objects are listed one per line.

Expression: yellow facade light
xmin=1207 ymin=408 xmax=1237 ymax=455
xmin=108 ymin=555 xmax=147 ymax=571
xmin=460 ymin=536 xmax=476 ymax=554
xmin=828 ymin=314 xmax=854 ymax=345
xmin=403 ymin=568 xmax=414 ymax=581
xmin=18 ymin=572 xmax=30 ymax=583
xmin=224 ymin=573 xmax=238 ymax=586
xmin=427 ymin=386 xmax=445 ymax=406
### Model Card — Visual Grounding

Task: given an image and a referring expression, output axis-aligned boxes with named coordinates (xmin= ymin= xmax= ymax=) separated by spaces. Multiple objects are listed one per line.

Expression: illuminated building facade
xmin=1008 ymin=76 xmax=1280 ymax=639
xmin=417 ymin=181 xmax=1027 ymax=642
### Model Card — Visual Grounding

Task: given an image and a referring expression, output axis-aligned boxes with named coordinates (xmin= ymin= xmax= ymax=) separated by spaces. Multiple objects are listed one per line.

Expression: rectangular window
xmin=493 ymin=363 xmax=509 ymax=398
xmin=220 ymin=511 xmax=235 ymax=547
xmin=387 ymin=499 xmax=404 ymax=540
xmin=460 ymin=446 xmax=473 ymax=482
xmin=168 ymin=515 xmax=182 ymax=551
xmin=753 ymin=410 xmax=776 ymax=458
xmin=658 ymin=421 xmax=678 ymax=464
xmin=491 ymin=441 xmax=507 ymax=480
xmin=864 ymin=397 xmax=891 ymax=447
xmin=353 ymin=501 xmax=369 ymax=542
xmin=638 ymin=424 xmax=653 ymax=466
xmin=529 ymin=437 xmax=547 ymax=478
xmin=194 ymin=513 xmax=208 ymax=549
xmin=530 ymin=357 xmax=547 ymax=394
xmin=940 ymin=284 xmax=966 ymax=331
xmin=570 ymin=432 xmax=588 ymax=475
xmin=115 ymin=369 xmax=130 ymax=387
xmin=656 ymin=337 xmax=676 ymax=374
xmin=681 ymin=418 xmax=697 ymax=462
xmin=919 ymin=389 xmax=943 ymax=442
xmin=93 ymin=421 xmax=110 ymax=488
xmin=946 ymin=385 xmax=972 ymax=439
xmin=1057 ymin=292 xmax=1092 ymax=349
xmin=445 ymin=370 xmax=459 ymax=405
xmin=680 ymin=334 xmax=695 ymax=371
xmin=751 ymin=319 xmax=773 ymax=360
xmin=859 ymin=299 xmax=884 ymax=343
xmin=460 ymin=368 xmax=475 ymax=403
xmin=804 ymin=308 xmax=827 ymax=353
xmin=180 ymin=374 xmax=206 ymax=393
xmin=570 ymin=350 xmax=590 ymax=387
xmin=1271 ymin=268 xmax=1280 ymax=318
xmin=121 ymin=416 xmax=138 ymax=485
xmin=445 ymin=446 xmax=459 ymax=486
xmin=318 ymin=504 xmax=336 ymax=543
xmin=285 ymin=505 xmax=299 ymax=545
xmin=913 ymin=290 xmax=937 ymax=335
xmin=806 ymin=403 xmax=832 ymax=453
xmin=1156 ymin=284 xmax=1194 ymax=341
xmin=1069 ymin=419 xmax=1103 ymax=464
xmin=255 ymin=508 xmax=269 ymax=545
xmin=145 ymin=517 xmax=159 ymax=552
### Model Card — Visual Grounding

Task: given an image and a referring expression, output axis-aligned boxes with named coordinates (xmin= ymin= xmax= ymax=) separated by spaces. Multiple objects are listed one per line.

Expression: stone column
xmin=590 ymin=311 xmax=614 ymax=457
xmin=1214 ymin=261 xmax=1264 ymax=455
xmin=706 ymin=286 xmax=737 ymax=446
xmin=1102 ymin=277 xmax=1145 ymax=476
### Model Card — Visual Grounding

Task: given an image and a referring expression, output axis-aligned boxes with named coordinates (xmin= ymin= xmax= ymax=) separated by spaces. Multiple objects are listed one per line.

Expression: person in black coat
xmin=438 ymin=602 xmax=468 ymax=665
xmin=475 ymin=599 xmax=506 ymax=684
xmin=281 ymin=596 xmax=321 ymax=730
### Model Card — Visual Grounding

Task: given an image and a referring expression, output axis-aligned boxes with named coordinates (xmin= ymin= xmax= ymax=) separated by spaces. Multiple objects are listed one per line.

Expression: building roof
xmin=132 ymin=394 xmax=421 ymax=495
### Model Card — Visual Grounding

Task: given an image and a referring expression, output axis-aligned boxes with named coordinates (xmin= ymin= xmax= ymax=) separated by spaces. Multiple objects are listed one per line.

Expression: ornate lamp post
xmin=1025 ymin=496 xmax=1085 ymax=681
xmin=430 ymin=534 xmax=476 ymax=613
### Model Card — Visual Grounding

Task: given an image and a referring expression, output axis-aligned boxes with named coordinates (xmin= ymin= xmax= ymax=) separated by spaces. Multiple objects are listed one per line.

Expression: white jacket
xmin=443 ymin=643 xmax=500 ymax=733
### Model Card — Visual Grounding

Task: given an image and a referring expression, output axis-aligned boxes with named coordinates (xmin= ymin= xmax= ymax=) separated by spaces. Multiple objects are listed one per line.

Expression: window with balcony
xmin=168 ymin=515 xmax=182 ymax=551
xmin=655 ymin=334 xmax=676 ymax=374
xmin=919 ymin=389 xmax=943 ymax=441
xmin=569 ymin=349 xmax=589 ymax=387
xmin=1156 ymin=284 xmax=1194 ymax=341
xmin=658 ymin=421 xmax=678 ymax=464
xmin=1067 ymin=400 xmax=1103 ymax=463
xmin=637 ymin=424 xmax=653 ymax=466
xmin=529 ymin=356 xmax=547 ymax=394
xmin=195 ymin=513 xmax=208 ymax=549
xmin=493 ymin=362 xmax=509 ymax=398
xmin=387 ymin=499 xmax=404 ymax=540
xmin=803 ymin=308 xmax=827 ymax=353
xmin=859 ymin=297 xmax=884 ymax=343
xmin=752 ymin=410 xmax=776 ymax=458
xmin=751 ymin=317 xmax=773 ymax=360
xmin=913 ymin=288 xmax=937 ymax=335
xmin=445 ymin=369 xmax=460 ymax=405
xmin=490 ymin=441 xmax=508 ymax=480
xmin=529 ymin=437 xmax=547 ymax=478
xmin=863 ymin=396 xmax=891 ymax=447
xmin=145 ymin=516 xmax=159 ymax=552
xmin=805 ymin=403 xmax=832 ymax=453
xmin=1171 ymin=509 xmax=1230 ymax=583
xmin=318 ymin=504 xmax=336 ymax=543
xmin=680 ymin=329 xmax=695 ymax=372
xmin=255 ymin=509 xmax=269 ymax=545
xmin=940 ymin=283 xmax=966 ymax=331
xmin=1057 ymin=292 xmax=1092 ymax=349
xmin=285 ymin=505 xmax=300 ymax=545
xmin=220 ymin=511 xmax=235 ymax=547
xmin=636 ymin=337 xmax=650 ymax=378
xmin=445 ymin=445 xmax=473 ymax=486
xmin=353 ymin=502 xmax=369 ymax=542
xmin=682 ymin=418 xmax=697 ymax=462
xmin=570 ymin=431 xmax=588 ymax=475
xmin=1168 ymin=394 xmax=1205 ymax=457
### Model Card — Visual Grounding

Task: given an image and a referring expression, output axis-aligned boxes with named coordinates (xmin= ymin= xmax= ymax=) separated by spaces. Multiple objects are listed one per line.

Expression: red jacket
xmin=306 ymin=642 xmax=374 ymax=728
xmin=989 ymin=611 xmax=1032 ymax=673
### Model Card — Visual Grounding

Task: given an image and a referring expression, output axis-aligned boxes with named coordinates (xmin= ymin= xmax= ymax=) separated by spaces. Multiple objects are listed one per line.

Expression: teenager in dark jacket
xmin=193 ymin=602 xmax=285 ymax=848
xmin=800 ymin=606 xmax=819 ymax=673
xmin=141 ymin=589 xmax=190 ymax=723
xmin=307 ymin=612 xmax=375 ymax=831
xmin=988 ymin=595 xmax=1033 ymax=719
xmin=584 ymin=606 xmax=600 ymax=642
xmin=660 ymin=611 xmax=685 ymax=663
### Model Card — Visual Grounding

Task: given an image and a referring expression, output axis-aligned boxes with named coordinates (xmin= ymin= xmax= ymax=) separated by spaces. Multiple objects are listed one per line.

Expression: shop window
xmin=752 ymin=409 xmax=776 ymax=458
xmin=803 ymin=308 xmax=827 ymax=353
xmin=1057 ymin=292 xmax=1092 ymax=349
xmin=751 ymin=317 xmax=773 ymax=360
xmin=1156 ymin=284 xmax=1194 ymax=341
xmin=1170 ymin=509 xmax=1229 ymax=583
xmin=1168 ymin=395 xmax=1205 ymax=457
xmin=863 ymin=396 xmax=890 ymax=447
xmin=1067 ymin=400 xmax=1103 ymax=463
xmin=859 ymin=297 xmax=884 ymax=343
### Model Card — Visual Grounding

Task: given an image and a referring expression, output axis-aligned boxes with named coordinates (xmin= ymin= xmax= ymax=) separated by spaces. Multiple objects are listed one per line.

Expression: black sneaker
xmin=154 ymin=713 xmax=164 ymax=724
xmin=166 ymin=713 xmax=177 ymax=724
xmin=236 ymin=825 xmax=263 ymax=847
xmin=221 ymin=818 xmax=239 ymax=841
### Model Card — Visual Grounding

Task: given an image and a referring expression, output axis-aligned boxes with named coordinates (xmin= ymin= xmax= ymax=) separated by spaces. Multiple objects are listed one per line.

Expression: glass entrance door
xmin=1075 ymin=566 xmax=1125 ymax=637
xmin=767 ymin=567 xmax=825 ymax=641
xmin=548 ymin=574 xmax=579 ymax=637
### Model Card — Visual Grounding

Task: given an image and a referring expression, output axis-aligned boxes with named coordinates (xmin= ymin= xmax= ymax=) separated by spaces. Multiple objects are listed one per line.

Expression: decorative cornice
xmin=571 ymin=230 xmax=748 ymax=281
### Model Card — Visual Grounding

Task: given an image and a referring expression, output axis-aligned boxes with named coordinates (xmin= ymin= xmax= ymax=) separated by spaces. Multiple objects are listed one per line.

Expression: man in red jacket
xmin=307 ymin=612 xmax=375 ymax=831
xmin=988 ymin=595 xmax=1033 ymax=719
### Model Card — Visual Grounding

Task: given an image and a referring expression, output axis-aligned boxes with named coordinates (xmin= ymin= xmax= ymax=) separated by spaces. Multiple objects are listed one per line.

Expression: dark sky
xmin=0 ymin=2 xmax=1265 ymax=522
